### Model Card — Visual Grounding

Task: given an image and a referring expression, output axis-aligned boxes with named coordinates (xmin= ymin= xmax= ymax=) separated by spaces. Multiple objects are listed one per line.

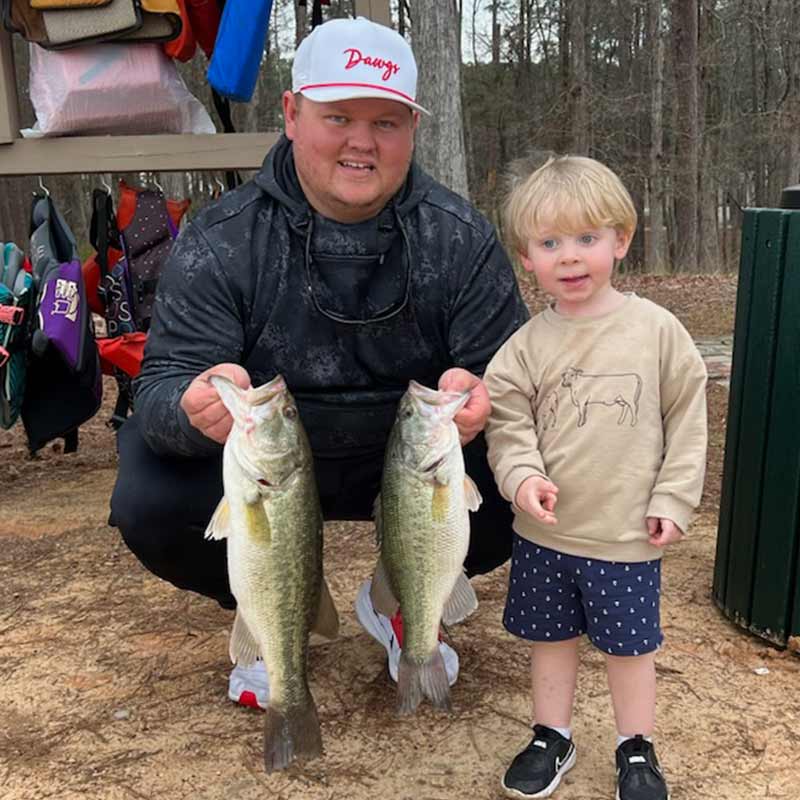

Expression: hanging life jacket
xmin=83 ymin=181 xmax=188 ymax=428
xmin=0 ymin=243 xmax=34 ymax=430
xmin=22 ymin=193 xmax=102 ymax=454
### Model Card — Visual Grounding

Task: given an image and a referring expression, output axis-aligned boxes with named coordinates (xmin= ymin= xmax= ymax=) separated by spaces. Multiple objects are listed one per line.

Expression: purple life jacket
xmin=22 ymin=193 xmax=102 ymax=453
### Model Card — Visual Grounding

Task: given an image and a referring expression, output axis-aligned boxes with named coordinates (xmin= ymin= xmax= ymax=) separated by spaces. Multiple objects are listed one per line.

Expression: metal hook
xmin=214 ymin=177 xmax=225 ymax=194
xmin=100 ymin=174 xmax=112 ymax=195
xmin=151 ymin=175 xmax=164 ymax=194
xmin=37 ymin=175 xmax=50 ymax=197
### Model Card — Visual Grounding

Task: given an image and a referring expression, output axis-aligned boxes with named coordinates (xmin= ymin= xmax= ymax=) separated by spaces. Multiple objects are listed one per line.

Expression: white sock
xmin=546 ymin=725 xmax=572 ymax=741
xmin=617 ymin=733 xmax=652 ymax=748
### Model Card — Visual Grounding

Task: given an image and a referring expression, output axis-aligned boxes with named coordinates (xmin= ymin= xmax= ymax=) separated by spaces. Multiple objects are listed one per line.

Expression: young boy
xmin=484 ymin=155 xmax=707 ymax=800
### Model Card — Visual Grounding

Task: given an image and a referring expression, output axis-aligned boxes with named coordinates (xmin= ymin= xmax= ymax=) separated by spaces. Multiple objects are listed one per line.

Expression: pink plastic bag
xmin=25 ymin=43 xmax=215 ymax=137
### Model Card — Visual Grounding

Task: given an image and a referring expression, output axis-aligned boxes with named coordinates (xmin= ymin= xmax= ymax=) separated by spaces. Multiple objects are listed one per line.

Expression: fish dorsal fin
xmin=205 ymin=497 xmax=231 ymax=541
xmin=463 ymin=474 xmax=483 ymax=512
xmin=370 ymin=558 xmax=400 ymax=618
xmin=442 ymin=572 xmax=478 ymax=625
xmin=311 ymin=577 xmax=340 ymax=640
xmin=229 ymin=609 xmax=260 ymax=666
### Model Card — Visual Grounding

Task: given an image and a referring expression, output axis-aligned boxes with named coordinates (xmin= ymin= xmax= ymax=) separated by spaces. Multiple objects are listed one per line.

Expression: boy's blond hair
xmin=504 ymin=155 xmax=637 ymax=256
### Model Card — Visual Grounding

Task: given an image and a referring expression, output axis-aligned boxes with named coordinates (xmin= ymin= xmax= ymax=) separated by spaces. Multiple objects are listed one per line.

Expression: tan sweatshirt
xmin=484 ymin=294 xmax=707 ymax=562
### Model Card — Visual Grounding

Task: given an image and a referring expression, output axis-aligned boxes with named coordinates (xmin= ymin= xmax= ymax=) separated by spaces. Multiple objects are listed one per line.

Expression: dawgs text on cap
xmin=291 ymin=16 xmax=430 ymax=115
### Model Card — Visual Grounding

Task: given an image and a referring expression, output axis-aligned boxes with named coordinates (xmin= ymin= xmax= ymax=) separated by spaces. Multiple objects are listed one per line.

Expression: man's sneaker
xmin=615 ymin=736 xmax=669 ymax=800
xmin=501 ymin=724 xmax=576 ymax=799
xmin=228 ymin=659 xmax=269 ymax=710
xmin=354 ymin=578 xmax=459 ymax=685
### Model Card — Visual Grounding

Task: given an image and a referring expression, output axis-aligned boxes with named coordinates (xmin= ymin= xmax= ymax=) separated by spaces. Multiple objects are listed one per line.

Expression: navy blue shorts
xmin=503 ymin=537 xmax=664 ymax=656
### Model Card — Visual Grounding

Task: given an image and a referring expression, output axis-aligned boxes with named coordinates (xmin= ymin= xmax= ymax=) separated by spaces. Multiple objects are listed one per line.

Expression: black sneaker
xmin=615 ymin=736 xmax=669 ymax=800
xmin=501 ymin=724 xmax=576 ymax=799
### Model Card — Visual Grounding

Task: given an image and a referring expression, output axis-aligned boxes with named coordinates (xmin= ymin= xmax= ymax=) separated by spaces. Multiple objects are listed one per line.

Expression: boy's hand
xmin=646 ymin=517 xmax=684 ymax=548
xmin=180 ymin=363 xmax=251 ymax=443
xmin=438 ymin=368 xmax=489 ymax=446
xmin=515 ymin=476 xmax=559 ymax=525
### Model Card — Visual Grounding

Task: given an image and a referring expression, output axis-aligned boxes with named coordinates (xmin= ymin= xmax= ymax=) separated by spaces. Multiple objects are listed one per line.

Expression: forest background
xmin=0 ymin=0 xmax=798 ymax=275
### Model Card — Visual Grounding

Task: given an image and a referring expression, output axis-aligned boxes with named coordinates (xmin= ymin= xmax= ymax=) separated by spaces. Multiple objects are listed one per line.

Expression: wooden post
xmin=354 ymin=0 xmax=392 ymax=27
xmin=0 ymin=30 xmax=20 ymax=144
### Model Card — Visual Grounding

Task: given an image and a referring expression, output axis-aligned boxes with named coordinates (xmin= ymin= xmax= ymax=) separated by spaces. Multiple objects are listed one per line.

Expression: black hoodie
xmin=134 ymin=137 xmax=529 ymax=460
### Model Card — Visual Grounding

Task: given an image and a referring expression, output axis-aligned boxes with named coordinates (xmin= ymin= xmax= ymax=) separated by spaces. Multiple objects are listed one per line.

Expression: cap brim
xmin=298 ymin=85 xmax=430 ymax=116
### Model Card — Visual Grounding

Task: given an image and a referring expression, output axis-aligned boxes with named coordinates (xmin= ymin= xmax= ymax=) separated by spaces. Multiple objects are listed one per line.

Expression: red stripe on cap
xmin=299 ymin=82 xmax=417 ymax=104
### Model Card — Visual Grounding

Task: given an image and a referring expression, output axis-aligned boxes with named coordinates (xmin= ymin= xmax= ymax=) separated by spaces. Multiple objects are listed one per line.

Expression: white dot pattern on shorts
xmin=504 ymin=540 xmax=663 ymax=655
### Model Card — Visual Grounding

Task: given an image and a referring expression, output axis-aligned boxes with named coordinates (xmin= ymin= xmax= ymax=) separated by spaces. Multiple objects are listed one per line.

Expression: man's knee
xmin=110 ymin=475 xmax=163 ymax=547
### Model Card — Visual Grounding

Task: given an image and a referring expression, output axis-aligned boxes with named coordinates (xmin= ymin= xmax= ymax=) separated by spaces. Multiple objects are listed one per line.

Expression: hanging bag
xmin=26 ymin=42 xmax=216 ymax=136
xmin=0 ymin=243 xmax=34 ymax=429
xmin=41 ymin=0 xmax=141 ymax=49
xmin=22 ymin=193 xmax=102 ymax=453
xmin=207 ymin=0 xmax=274 ymax=102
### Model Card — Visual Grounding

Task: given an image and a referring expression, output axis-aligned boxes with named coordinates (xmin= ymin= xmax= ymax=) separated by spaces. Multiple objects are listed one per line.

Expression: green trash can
xmin=712 ymin=187 xmax=800 ymax=649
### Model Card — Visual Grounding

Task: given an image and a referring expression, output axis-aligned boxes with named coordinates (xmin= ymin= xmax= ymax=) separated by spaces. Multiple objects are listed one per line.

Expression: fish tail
xmin=262 ymin=696 xmax=323 ymax=772
xmin=396 ymin=649 xmax=452 ymax=715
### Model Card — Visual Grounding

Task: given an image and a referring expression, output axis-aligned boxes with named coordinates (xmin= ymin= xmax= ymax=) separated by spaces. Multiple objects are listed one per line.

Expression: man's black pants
xmin=109 ymin=415 xmax=514 ymax=609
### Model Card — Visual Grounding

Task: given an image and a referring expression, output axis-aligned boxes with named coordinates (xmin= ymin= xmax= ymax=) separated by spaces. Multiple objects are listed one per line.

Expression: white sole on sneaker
xmin=354 ymin=579 xmax=459 ymax=686
xmin=501 ymin=746 xmax=576 ymax=799
xmin=228 ymin=660 xmax=270 ymax=710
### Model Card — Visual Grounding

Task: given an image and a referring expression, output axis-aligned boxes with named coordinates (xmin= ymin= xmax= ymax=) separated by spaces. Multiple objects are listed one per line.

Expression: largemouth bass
xmin=205 ymin=374 xmax=339 ymax=771
xmin=372 ymin=380 xmax=482 ymax=714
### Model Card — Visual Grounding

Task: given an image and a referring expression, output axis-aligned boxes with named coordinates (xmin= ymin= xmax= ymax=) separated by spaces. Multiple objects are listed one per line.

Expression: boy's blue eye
xmin=542 ymin=239 xmax=558 ymax=249
xmin=579 ymin=234 xmax=596 ymax=245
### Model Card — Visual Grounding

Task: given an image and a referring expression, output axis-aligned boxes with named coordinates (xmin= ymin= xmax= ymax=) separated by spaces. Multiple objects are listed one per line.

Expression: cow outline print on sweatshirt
xmin=560 ymin=367 xmax=643 ymax=428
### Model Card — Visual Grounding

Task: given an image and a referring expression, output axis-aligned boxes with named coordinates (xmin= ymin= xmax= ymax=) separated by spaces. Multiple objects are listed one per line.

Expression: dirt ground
xmin=1 ymin=274 xmax=798 ymax=800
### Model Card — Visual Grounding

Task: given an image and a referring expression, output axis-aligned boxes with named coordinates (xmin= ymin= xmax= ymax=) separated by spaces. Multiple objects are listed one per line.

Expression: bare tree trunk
xmin=697 ymin=0 xmax=720 ymax=272
xmin=672 ymin=0 xmax=699 ymax=272
xmin=470 ymin=0 xmax=480 ymax=63
xmin=491 ymin=0 xmax=501 ymax=65
xmin=558 ymin=0 xmax=571 ymax=151
xmin=295 ymin=0 xmax=308 ymax=47
xmin=787 ymin=1 xmax=800 ymax=187
xmin=410 ymin=0 xmax=469 ymax=197
xmin=647 ymin=0 xmax=667 ymax=273
xmin=0 ymin=177 xmax=35 ymax=250
xmin=568 ymin=0 xmax=589 ymax=153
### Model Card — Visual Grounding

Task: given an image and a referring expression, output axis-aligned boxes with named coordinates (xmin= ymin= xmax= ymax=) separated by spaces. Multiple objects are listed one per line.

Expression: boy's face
xmin=520 ymin=225 xmax=632 ymax=317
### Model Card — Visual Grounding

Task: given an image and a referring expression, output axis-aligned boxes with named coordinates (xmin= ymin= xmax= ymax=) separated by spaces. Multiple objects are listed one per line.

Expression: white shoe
xmin=354 ymin=578 xmax=459 ymax=686
xmin=228 ymin=659 xmax=270 ymax=710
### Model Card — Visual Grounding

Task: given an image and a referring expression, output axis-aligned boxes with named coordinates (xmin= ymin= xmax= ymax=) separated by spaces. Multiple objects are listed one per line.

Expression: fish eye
xmin=401 ymin=407 xmax=414 ymax=418
xmin=283 ymin=406 xmax=298 ymax=419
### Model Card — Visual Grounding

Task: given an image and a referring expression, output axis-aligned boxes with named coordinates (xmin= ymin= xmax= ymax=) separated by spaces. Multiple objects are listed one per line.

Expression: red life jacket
xmin=186 ymin=0 xmax=222 ymax=58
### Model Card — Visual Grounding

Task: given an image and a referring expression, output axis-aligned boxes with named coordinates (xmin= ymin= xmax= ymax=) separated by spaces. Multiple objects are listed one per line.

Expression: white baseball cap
xmin=292 ymin=16 xmax=430 ymax=115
